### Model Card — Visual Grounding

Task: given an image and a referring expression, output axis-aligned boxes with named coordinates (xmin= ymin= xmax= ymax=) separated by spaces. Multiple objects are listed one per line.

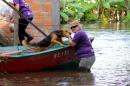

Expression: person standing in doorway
xmin=66 ymin=20 xmax=95 ymax=72
xmin=13 ymin=0 xmax=33 ymax=45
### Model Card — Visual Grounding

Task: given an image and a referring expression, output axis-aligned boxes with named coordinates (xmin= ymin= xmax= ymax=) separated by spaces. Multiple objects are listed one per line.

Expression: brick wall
xmin=0 ymin=0 xmax=60 ymax=45
xmin=26 ymin=0 xmax=60 ymax=36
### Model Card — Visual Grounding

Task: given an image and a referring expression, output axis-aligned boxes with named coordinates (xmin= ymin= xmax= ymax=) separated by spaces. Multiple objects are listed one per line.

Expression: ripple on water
xmin=91 ymin=30 xmax=130 ymax=86
xmin=0 ymin=30 xmax=130 ymax=86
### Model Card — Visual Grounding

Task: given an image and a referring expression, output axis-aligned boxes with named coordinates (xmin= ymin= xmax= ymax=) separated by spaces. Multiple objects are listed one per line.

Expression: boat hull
xmin=0 ymin=46 xmax=77 ymax=73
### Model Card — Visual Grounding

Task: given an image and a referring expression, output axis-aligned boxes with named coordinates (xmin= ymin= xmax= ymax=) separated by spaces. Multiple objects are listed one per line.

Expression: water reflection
xmin=0 ymin=24 xmax=130 ymax=86
xmin=0 ymin=71 xmax=95 ymax=86
xmin=84 ymin=22 xmax=130 ymax=31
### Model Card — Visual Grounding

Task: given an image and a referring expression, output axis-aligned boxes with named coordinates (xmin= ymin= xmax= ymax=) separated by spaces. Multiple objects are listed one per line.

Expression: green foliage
xmin=60 ymin=12 xmax=69 ymax=22
xmin=85 ymin=13 xmax=98 ymax=22
xmin=60 ymin=0 xmax=97 ymax=23
xmin=100 ymin=0 xmax=110 ymax=9
xmin=122 ymin=13 xmax=130 ymax=22
xmin=60 ymin=0 xmax=130 ymax=23
xmin=101 ymin=13 xmax=108 ymax=24
xmin=110 ymin=0 xmax=126 ymax=10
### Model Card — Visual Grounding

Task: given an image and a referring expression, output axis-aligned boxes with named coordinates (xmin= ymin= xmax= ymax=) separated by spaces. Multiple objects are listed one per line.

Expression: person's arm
xmin=15 ymin=4 xmax=20 ymax=11
xmin=67 ymin=35 xmax=76 ymax=47
xmin=13 ymin=0 xmax=20 ymax=18
xmin=13 ymin=0 xmax=20 ymax=10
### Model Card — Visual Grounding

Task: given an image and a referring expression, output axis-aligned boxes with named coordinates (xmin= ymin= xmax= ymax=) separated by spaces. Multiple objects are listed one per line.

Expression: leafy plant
xmin=60 ymin=0 xmax=97 ymax=23
xmin=60 ymin=0 xmax=130 ymax=23
xmin=122 ymin=13 xmax=130 ymax=22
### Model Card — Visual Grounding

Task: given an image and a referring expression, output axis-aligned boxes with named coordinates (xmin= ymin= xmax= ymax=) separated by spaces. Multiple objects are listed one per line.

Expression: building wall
xmin=0 ymin=0 xmax=60 ymax=45
xmin=26 ymin=0 xmax=60 ymax=35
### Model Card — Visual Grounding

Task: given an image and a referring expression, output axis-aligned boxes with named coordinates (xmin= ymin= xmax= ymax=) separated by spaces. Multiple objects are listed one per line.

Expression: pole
xmin=13 ymin=11 xmax=19 ymax=45
xmin=2 ymin=0 xmax=47 ymax=37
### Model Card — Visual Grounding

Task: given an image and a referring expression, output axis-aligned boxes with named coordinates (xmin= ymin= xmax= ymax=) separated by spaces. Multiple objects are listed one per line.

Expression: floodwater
xmin=0 ymin=23 xmax=130 ymax=86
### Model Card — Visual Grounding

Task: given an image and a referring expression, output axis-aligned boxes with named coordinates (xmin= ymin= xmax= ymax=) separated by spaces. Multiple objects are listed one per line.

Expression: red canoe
xmin=0 ymin=38 xmax=94 ymax=73
xmin=0 ymin=45 xmax=77 ymax=73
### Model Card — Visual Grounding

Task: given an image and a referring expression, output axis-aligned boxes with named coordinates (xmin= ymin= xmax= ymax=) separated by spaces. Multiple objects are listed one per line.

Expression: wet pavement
xmin=0 ymin=28 xmax=130 ymax=86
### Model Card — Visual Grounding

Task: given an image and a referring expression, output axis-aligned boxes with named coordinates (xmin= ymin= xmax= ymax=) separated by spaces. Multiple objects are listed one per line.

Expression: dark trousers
xmin=18 ymin=18 xmax=33 ymax=44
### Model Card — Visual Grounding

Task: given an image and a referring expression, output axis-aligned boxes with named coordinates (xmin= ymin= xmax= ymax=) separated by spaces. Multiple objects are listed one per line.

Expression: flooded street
xmin=91 ymin=30 xmax=130 ymax=86
xmin=0 ymin=24 xmax=130 ymax=86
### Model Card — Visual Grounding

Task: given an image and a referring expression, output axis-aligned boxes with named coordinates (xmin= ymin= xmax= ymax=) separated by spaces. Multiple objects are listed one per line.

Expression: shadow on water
xmin=0 ymin=22 xmax=130 ymax=86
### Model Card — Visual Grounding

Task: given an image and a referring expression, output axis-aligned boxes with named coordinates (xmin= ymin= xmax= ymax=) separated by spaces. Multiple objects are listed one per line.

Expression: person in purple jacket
xmin=13 ymin=0 xmax=33 ymax=45
xmin=66 ymin=20 xmax=95 ymax=72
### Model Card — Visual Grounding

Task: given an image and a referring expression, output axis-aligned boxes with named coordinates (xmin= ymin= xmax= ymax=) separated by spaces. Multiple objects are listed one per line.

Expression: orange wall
xmin=0 ymin=0 xmax=60 ymax=45
xmin=26 ymin=0 xmax=53 ymax=30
